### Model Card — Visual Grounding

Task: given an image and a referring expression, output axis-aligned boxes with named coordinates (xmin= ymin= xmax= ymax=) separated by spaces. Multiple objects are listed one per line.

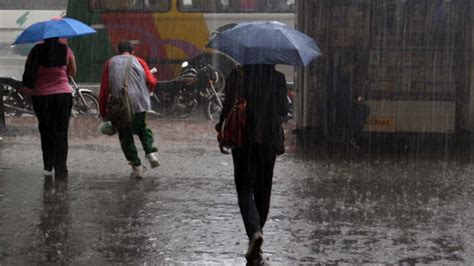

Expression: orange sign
xmin=366 ymin=117 xmax=396 ymax=131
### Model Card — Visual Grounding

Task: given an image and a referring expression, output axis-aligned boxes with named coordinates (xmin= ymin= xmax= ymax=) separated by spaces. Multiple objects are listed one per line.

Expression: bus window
xmin=178 ymin=0 xmax=258 ymax=13
xmin=263 ymin=0 xmax=294 ymax=13
xmin=0 ymin=0 xmax=67 ymax=9
xmin=233 ymin=0 xmax=257 ymax=10
xmin=220 ymin=0 xmax=258 ymax=12
xmin=217 ymin=0 xmax=230 ymax=11
xmin=178 ymin=0 xmax=219 ymax=12
xmin=89 ymin=0 xmax=170 ymax=12
xmin=144 ymin=0 xmax=170 ymax=11
xmin=178 ymin=0 xmax=192 ymax=9
xmin=89 ymin=0 xmax=140 ymax=11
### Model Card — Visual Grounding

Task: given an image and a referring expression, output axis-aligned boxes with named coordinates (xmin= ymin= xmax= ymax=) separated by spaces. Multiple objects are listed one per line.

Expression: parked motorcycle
xmin=0 ymin=77 xmax=99 ymax=118
xmin=286 ymin=81 xmax=294 ymax=121
xmin=150 ymin=62 xmax=224 ymax=120
xmin=0 ymin=77 xmax=33 ymax=116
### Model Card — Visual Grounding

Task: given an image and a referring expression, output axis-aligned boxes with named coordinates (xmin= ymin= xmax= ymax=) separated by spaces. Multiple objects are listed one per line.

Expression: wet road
xmin=1 ymin=117 xmax=474 ymax=264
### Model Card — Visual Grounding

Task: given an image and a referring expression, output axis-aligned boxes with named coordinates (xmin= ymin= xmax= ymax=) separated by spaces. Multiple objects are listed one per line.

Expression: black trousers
xmin=333 ymin=102 xmax=370 ymax=141
xmin=350 ymin=103 xmax=370 ymax=140
xmin=232 ymin=142 xmax=277 ymax=240
xmin=32 ymin=93 xmax=72 ymax=175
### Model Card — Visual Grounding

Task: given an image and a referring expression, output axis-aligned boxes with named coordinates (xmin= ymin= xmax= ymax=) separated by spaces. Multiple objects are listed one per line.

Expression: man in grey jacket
xmin=99 ymin=40 xmax=159 ymax=179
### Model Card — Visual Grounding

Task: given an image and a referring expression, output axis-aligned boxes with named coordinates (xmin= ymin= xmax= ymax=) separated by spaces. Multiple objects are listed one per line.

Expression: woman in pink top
xmin=22 ymin=37 xmax=77 ymax=179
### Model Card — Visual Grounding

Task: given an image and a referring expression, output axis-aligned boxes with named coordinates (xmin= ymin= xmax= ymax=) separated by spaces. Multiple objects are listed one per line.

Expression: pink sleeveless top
xmin=32 ymin=48 xmax=74 ymax=96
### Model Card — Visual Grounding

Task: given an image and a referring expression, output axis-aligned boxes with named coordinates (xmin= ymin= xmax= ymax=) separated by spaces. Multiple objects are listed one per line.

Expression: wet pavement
xmin=1 ymin=116 xmax=474 ymax=264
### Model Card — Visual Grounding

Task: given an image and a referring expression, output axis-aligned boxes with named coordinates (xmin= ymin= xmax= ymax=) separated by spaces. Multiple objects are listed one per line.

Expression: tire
xmin=212 ymin=67 xmax=226 ymax=93
xmin=73 ymin=92 xmax=99 ymax=118
xmin=204 ymin=92 xmax=224 ymax=121
xmin=150 ymin=94 xmax=165 ymax=117
xmin=189 ymin=53 xmax=234 ymax=93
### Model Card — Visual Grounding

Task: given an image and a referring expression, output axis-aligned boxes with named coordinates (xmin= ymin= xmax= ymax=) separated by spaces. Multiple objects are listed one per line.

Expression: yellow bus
xmin=67 ymin=0 xmax=295 ymax=85
xmin=296 ymin=0 xmax=474 ymax=139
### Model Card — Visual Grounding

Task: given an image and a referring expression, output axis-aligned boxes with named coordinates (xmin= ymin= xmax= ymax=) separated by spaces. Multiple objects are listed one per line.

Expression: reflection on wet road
xmin=277 ymin=159 xmax=474 ymax=264
xmin=0 ymin=117 xmax=473 ymax=264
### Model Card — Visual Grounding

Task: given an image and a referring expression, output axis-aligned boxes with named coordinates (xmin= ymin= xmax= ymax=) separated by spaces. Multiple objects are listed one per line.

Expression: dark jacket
xmin=217 ymin=64 xmax=288 ymax=154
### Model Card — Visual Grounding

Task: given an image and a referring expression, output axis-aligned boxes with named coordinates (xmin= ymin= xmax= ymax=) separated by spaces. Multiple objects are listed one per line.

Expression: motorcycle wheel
xmin=204 ymin=93 xmax=224 ymax=121
xmin=213 ymin=68 xmax=226 ymax=93
xmin=2 ymin=84 xmax=26 ymax=117
xmin=72 ymin=92 xmax=99 ymax=118
xmin=173 ymin=96 xmax=195 ymax=118
xmin=150 ymin=94 xmax=165 ymax=117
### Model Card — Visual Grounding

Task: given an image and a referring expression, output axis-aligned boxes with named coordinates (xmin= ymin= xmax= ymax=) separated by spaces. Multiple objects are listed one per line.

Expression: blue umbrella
xmin=12 ymin=18 xmax=96 ymax=45
xmin=206 ymin=21 xmax=321 ymax=66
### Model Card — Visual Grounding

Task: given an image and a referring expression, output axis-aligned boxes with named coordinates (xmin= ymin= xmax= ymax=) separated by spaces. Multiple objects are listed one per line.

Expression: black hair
xmin=117 ymin=40 xmax=134 ymax=54
xmin=37 ymin=37 xmax=67 ymax=67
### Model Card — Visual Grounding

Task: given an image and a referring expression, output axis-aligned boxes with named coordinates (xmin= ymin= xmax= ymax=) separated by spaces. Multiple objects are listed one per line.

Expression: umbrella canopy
xmin=206 ymin=21 xmax=321 ymax=66
xmin=12 ymin=18 xmax=96 ymax=45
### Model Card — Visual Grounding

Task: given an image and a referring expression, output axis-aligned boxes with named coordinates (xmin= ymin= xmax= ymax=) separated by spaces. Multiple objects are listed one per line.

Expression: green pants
xmin=117 ymin=112 xmax=158 ymax=166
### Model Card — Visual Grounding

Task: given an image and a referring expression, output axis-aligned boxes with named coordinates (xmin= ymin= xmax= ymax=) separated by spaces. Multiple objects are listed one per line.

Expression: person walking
xmin=216 ymin=64 xmax=289 ymax=264
xmin=331 ymin=53 xmax=370 ymax=149
xmin=99 ymin=40 xmax=160 ymax=179
xmin=22 ymin=37 xmax=76 ymax=179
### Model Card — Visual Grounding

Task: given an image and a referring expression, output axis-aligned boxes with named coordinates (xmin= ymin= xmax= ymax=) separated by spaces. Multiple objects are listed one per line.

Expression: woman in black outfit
xmin=217 ymin=64 xmax=289 ymax=264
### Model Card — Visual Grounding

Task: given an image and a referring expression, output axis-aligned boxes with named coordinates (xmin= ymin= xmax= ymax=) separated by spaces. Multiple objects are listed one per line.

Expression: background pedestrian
xmin=329 ymin=51 xmax=370 ymax=149
xmin=99 ymin=40 xmax=160 ymax=179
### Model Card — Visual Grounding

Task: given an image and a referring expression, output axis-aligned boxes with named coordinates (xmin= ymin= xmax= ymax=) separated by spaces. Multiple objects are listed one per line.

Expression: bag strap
xmin=123 ymin=56 xmax=133 ymax=91
xmin=232 ymin=67 xmax=244 ymax=105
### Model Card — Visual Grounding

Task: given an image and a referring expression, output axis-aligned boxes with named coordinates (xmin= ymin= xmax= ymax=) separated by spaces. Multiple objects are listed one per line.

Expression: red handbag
xmin=218 ymin=98 xmax=247 ymax=148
